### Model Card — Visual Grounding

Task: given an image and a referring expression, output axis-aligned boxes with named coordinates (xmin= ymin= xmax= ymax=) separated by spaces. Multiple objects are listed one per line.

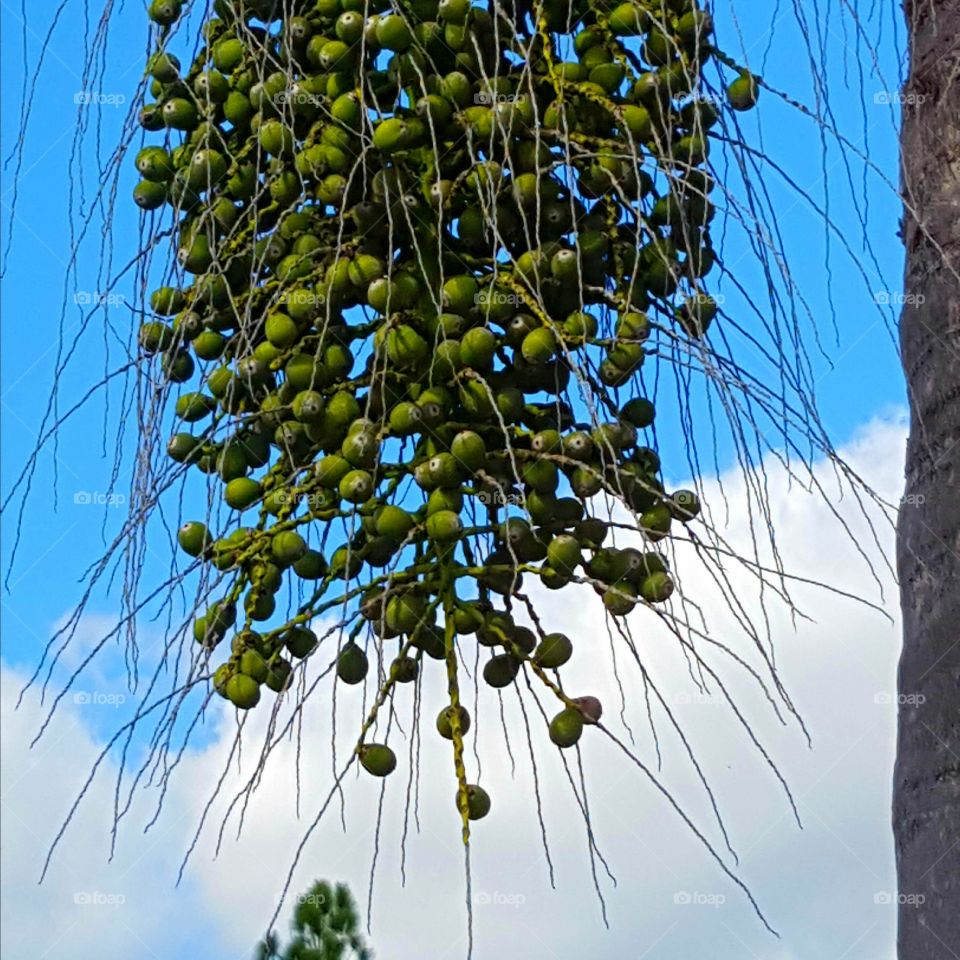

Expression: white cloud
xmin=1 ymin=413 xmax=906 ymax=960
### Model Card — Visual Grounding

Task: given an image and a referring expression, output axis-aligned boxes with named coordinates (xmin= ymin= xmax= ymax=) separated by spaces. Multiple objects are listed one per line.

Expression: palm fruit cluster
xmin=136 ymin=0 xmax=755 ymax=813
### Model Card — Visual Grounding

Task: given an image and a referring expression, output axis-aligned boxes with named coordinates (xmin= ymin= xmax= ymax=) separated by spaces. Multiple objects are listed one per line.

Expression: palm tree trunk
xmin=894 ymin=2 xmax=960 ymax=957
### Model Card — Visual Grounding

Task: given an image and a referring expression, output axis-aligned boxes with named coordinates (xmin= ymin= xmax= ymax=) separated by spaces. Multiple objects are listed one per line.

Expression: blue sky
xmin=1 ymin=1 xmax=908 ymax=958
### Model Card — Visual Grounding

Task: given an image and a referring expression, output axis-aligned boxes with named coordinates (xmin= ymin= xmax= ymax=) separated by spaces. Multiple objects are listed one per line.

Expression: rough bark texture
xmin=895 ymin=2 xmax=960 ymax=957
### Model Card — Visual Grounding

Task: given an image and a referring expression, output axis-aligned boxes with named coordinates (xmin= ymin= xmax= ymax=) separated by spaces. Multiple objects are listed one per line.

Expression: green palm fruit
xmin=167 ymin=433 xmax=200 ymax=463
xmin=439 ymin=70 xmax=472 ymax=106
xmin=335 ymin=12 xmax=365 ymax=43
xmin=669 ymin=489 xmax=702 ymax=520
xmin=161 ymin=97 xmax=198 ymax=130
xmin=640 ymin=571 xmax=675 ymax=602
xmin=450 ymin=430 xmax=486 ymax=473
xmin=194 ymin=612 xmax=226 ymax=649
xmin=525 ymin=490 xmax=555 ymax=524
xmin=149 ymin=286 xmax=185 ymax=316
xmin=271 ymin=530 xmax=308 ymax=565
xmin=268 ymin=170 xmax=300 ymax=206
xmin=341 ymin=428 xmax=379 ymax=469
xmin=339 ymin=469 xmax=374 ymax=503
xmin=521 ymin=327 xmax=557 ymax=364
xmin=285 ymin=354 xmax=322 ymax=392
xmin=259 ymin=119 xmax=294 ymax=156
xmin=347 ymin=254 xmax=385 ymax=288
xmin=360 ymin=743 xmax=397 ymax=776
xmin=441 ymin=275 xmax=478 ymax=315
xmin=426 ymin=509 xmax=463 ymax=542
xmin=546 ymin=535 xmax=581 ymax=575
xmin=529 ymin=430 xmax=559 ymax=456
xmin=480 ymin=548 xmax=524 ymax=594
xmin=495 ymin=386 xmax=524 ymax=423
xmin=372 ymin=117 xmax=412 ymax=153
xmin=239 ymin=432 xmax=271 ymax=470
xmin=432 ymin=340 xmax=462 ymax=377
xmin=193 ymin=70 xmax=229 ymax=104
xmin=376 ymin=505 xmax=415 ymax=540
xmin=216 ymin=444 xmax=247 ymax=482
xmin=621 ymin=397 xmax=655 ymax=428
xmin=318 ymin=39 xmax=353 ymax=70
xmin=436 ymin=705 xmax=471 ymax=739
xmin=590 ymin=61 xmax=625 ymax=92
xmin=148 ymin=0 xmax=182 ymax=26
xmin=555 ymin=497 xmax=585 ymax=523
xmin=575 ymin=518 xmax=609 ymax=548
xmin=727 ymin=71 xmax=759 ymax=110
xmin=225 ymin=674 xmax=261 ymax=710
xmin=603 ymin=581 xmax=637 ymax=615
xmin=147 ymin=51 xmax=180 ymax=82
xmin=265 ymin=659 xmax=293 ymax=693
xmin=315 ymin=454 xmax=352 ymax=488
xmin=291 ymin=391 xmax=325 ymax=425
xmin=190 ymin=329 xmax=224 ymax=361
xmin=534 ymin=632 xmax=573 ymax=668
xmin=212 ymin=664 xmax=232 ymax=698
xmin=139 ymin=103 xmax=164 ymax=131
xmin=678 ymin=292 xmax=718 ymax=337
xmin=239 ymin=649 xmax=270 ymax=684
xmin=459 ymin=327 xmax=497 ymax=369
xmin=438 ymin=0 xmax=470 ymax=21
xmin=133 ymin=179 xmax=168 ymax=210
xmin=483 ymin=654 xmax=520 ymax=688
xmin=608 ymin=2 xmax=647 ymax=34
xmin=477 ymin=610 xmax=513 ymax=647
xmin=337 ymin=643 xmax=369 ymax=683
xmin=621 ymin=103 xmax=652 ymax=140
xmin=231 ymin=630 xmax=264 ymax=656
xmin=366 ymin=276 xmax=403 ymax=313
xmin=363 ymin=537 xmax=397 ymax=568
xmin=177 ymin=230 xmax=212 ymax=273
xmin=384 ymin=593 xmax=427 ymax=634
xmin=426 ymin=452 xmax=462 ymax=487
xmin=385 ymin=325 xmax=429 ymax=367
xmin=293 ymin=549 xmax=328 ymax=579
xmin=410 ymin=623 xmax=445 ymax=659
xmin=251 ymin=562 xmax=284 ymax=594
xmin=388 ymin=401 xmax=423 ymax=435
xmin=390 ymin=656 xmax=419 ymax=683
xmin=449 ymin=603 xmax=483 ymax=640
xmin=136 ymin=146 xmax=175 ymax=182
xmin=562 ymin=431 xmax=594 ymax=463
xmin=223 ymin=90 xmax=253 ymax=126
xmin=550 ymin=248 xmax=579 ymax=281
xmin=560 ymin=310 xmax=597 ymax=344
xmin=416 ymin=95 xmax=453 ymax=130
xmin=262 ymin=488 xmax=292 ymax=516
xmin=323 ymin=343 xmax=354 ymax=380
xmin=376 ymin=13 xmax=413 ymax=50
xmin=549 ymin=708 xmax=583 ymax=747
xmin=138 ymin=321 xmax=173 ymax=354
xmin=325 ymin=391 xmax=361 ymax=429
xmin=639 ymin=503 xmax=672 ymax=541
xmin=521 ymin=458 xmax=557 ymax=493
xmin=175 ymin=391 xmax=216 ymax=422
xmin=224 ymin=477 xmax=262 ymax=510
xmin=511 ymin=627 xmax=537 ymax=656
xmin=285 ymin=626 xmax=318 ymax=658
xmin=461 ymin=784 xmax=491 ymax=820
xmin=177 ymin=521 xmax=209 ymax=557
xmin=539 ymin=566 xmax=569 ymax=590
xmin=212 ymin=37 xmax=244 ymax=72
